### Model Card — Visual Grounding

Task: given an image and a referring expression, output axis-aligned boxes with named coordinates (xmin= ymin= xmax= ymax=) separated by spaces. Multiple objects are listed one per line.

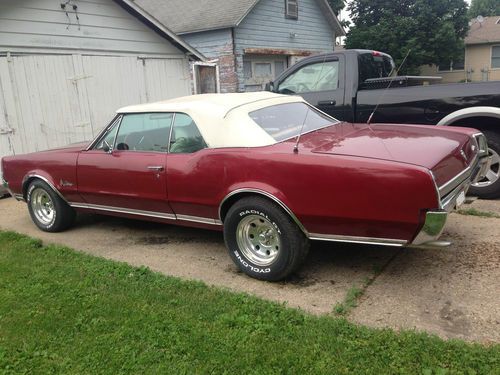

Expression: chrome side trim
xmin=438 ymin=163 xmax=473 ymax=198
xmin=69 ymin=203 xmax=222 ymax=225
xmin=411 ymin=211 xmax=448 ymax=245
xmin=69 ymin=202 xmax=177 ymax=220
xmin=177 ymin=214 xmax=222 ymax=225
xmin=309 ymin=233 xmax=407 ymax=247
xmin=218 ymin=188 xmax=309 ymax=236
xmin=22 ymin=174 xmax=69 ymax=204
xmin=428 ymin=170 xmax=441 ymax=208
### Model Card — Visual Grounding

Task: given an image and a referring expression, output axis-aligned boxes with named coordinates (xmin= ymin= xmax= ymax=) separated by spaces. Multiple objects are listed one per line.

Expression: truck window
xmin=358 ymin=53 xmax=395 ymax=85
xmin=277 ymin=61 xmax=339 ymax=94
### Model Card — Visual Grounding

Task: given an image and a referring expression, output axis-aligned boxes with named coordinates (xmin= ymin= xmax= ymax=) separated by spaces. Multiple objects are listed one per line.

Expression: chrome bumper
xmin=412 ymin=210 xmax=449 ymax=246
xmin=412 ymin=136 xmax=490 ymax=247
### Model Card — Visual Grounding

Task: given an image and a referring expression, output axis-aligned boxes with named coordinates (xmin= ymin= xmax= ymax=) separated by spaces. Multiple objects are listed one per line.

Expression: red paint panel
xmin=77 ymin=150 xmax=172 ymax=213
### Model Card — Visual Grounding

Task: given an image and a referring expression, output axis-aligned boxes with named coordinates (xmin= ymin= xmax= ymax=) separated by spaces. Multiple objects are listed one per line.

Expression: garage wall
xmin=0 ymin=0 xmax=184 ymax=56
xmin=0 ymin=54 xmax=191 ymax=160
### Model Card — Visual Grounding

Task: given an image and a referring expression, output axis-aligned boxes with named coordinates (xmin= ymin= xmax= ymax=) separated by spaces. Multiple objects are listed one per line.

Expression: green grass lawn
xmin=0 ymin=231 xmax=498 ymax=374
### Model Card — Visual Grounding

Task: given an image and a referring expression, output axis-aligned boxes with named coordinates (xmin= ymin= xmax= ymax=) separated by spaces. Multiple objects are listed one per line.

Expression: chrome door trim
xmin=177 ymin=214 xmax=222 ymax=225
xmin=69 ymin=202 xmax=177 ymax=220
xmin=218 ymin=188 xmax=309 ymax=236
xmin=69 ymin=202 xmax=222 ymax=225
xmin=309 ymin=233 xmax=407 ymax=247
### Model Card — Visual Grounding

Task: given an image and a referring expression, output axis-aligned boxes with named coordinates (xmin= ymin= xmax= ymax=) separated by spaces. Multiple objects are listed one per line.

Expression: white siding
xmin=0 ymin=54 xmax=191 ymax=161
xmin=0 ymin=0 xmax=184 ymax=56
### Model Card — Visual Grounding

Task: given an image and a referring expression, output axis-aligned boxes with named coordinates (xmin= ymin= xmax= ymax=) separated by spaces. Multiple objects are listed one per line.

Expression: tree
xmin=468 ymin=0 xmax=500 ymax=18
xmin=345 ymin=0 xmax=469 ymax=74
xmin=326 ymin=0 xmax=350 ymax=28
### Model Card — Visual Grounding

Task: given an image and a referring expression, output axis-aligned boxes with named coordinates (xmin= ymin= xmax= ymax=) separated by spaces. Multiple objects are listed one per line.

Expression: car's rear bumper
xmin=411 ymin=144 xmax=490 ymax=247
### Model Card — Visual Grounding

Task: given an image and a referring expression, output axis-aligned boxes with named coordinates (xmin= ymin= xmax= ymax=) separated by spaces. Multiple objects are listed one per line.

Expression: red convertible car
xmin=1 ymin=92 xmax=490 ymax=280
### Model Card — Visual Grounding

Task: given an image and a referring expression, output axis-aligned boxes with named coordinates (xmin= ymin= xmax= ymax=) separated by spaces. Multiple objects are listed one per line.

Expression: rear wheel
xmin=469 ymin=131 xmax=500 ymax=199
xmin=27 ymin=179 xmax=75 ymax=232
xmin=223 ymin=196 xmax=309 ymax=281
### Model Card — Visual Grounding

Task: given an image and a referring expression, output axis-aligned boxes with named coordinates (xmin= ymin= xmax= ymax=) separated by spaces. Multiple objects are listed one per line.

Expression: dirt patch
xmin=0 ymin=197 xmax=498 ymax=343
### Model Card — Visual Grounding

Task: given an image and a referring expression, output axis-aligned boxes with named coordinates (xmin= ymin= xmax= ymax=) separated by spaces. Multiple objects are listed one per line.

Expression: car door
xmin=276 ymin=56 xmax=346 ymax=119
xmin=77 ymin=113 xmax=174 ymax=217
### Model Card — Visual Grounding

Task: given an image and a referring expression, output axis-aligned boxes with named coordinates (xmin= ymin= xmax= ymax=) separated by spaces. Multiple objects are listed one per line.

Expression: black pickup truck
xmin=267 ymin=49 xmax=500 ymax=198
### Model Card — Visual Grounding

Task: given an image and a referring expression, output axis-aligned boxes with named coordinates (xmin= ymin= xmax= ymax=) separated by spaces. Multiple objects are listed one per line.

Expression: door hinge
xmin=0 ymin=127 xmax=14 ymax=135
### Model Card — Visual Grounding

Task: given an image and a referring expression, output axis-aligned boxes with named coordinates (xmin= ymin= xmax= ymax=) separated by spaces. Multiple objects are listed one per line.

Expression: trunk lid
xmin=303 ymin=122 xmax=475 ymax=187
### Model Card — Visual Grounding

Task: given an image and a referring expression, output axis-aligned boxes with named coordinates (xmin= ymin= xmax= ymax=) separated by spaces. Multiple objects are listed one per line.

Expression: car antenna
xmin=293 ymin=54 xmax=330 ymax=154
xmin=367 ymin=49 xmax=411 ymax=127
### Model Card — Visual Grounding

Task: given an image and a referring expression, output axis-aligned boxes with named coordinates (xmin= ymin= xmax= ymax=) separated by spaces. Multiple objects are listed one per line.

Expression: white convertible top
xmin=117 ymin=92 xmax=306 ymax=148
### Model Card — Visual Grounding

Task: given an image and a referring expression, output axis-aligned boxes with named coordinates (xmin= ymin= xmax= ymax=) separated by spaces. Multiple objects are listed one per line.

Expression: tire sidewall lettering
xmin=238 ymin=209 xmax=282 ymax=235
xmin=232 ymin=209 xmax=282 ymax=274
xmin=233 ymin=250 xmax=271 ymax=274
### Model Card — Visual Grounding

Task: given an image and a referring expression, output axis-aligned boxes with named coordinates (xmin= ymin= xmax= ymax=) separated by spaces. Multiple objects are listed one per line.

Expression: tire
xmin=469 ymin=131 xmax=500 ymax=199
xmin=223 ymin=196 xmax=309 ymax=281
xmin=26 ymin=179 xmax=76 ymax=232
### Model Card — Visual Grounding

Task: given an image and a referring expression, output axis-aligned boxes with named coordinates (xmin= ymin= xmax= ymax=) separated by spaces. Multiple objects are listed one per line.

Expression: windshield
xmin=358 ymin=52 xmax=395 ymax=84
xmin=249 ymin=102 xmax=338 ymax=142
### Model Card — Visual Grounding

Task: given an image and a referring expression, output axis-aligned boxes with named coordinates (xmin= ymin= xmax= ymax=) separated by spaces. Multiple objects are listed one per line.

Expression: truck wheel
xmin=27 ymin=179 xmax=76 ymax=232
xmin=469 ymin=131 xmax=500 ymax=199
xmin=223 ymin=196 xmax=309 ymax=281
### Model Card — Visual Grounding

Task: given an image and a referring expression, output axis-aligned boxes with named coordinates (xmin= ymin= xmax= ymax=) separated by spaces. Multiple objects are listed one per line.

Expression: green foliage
xmin=468 ymin=0 xmax=500 ymax=18
xmin=345 ymin=0 xmax=469 ymax=74
xmin=326 ymin=0 xmax=350 ymax=28
xmin=0 ymin=231 xmax=499 ymax=374
xmin=456 ymin=207 xmax=500 ymax=218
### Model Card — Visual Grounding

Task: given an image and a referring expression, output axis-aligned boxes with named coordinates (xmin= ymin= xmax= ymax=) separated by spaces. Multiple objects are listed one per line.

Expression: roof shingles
xmin=133 ymin=0 xmax=259 ymax=34
xmin=466 ymin=16 xmax=500 ymax=45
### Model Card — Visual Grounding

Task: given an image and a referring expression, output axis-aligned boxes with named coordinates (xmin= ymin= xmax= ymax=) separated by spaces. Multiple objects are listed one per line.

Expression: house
xmin=420 ymin=16 xmax=500 ymax=83
xmin=0 ymin=0 xmax=204 ymax=162
xmin=134 ymin=0 xmax=345 ymax=93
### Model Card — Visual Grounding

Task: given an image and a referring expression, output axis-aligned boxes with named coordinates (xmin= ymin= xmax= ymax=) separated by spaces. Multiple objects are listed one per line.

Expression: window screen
xmin=285 ymin=0 xmax=298 ymax=19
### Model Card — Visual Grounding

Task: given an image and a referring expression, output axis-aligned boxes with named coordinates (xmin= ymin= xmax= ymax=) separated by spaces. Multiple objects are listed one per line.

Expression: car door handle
xmin=318 ymin=100 xmax=336 ymax=106
xmin=147 ymin=166 xmax=164 ymax=171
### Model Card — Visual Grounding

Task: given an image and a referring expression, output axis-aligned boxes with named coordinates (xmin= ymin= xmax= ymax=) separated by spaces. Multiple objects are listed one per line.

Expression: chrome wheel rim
xmin=236 ymin=214 xmax=281 ymax=267
xmin=472 ymin=149 xmax=500 ymax=188
xmin=31 ymin=188 xmax=55 ymax=225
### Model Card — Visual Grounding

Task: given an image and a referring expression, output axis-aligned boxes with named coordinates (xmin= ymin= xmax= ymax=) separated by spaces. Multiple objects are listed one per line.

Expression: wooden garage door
xmin=0 ymin=54 xmax=191 ymax=165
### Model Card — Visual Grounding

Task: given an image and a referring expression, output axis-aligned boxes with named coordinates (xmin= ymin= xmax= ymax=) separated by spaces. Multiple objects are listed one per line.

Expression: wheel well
xmin=219 ymin=191 xmax=308 ymax=235
xmin=219 ymin=192 xmax=263 ymax=222
xmin=22 ymin=177 xmax=38 ymax=200
xmin=448 ymin=116 xmax=500 ymax=132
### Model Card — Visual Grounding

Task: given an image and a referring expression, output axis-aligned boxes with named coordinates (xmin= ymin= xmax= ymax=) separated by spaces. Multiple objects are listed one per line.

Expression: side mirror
xmin=265 ymin=81 xmax=274 ymax=92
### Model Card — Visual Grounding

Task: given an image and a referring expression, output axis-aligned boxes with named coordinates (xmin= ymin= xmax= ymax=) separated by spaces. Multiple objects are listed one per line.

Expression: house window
xmin=285 ymin=0 xmax=298 ymax=19
xmin=492 ymin=46 xmax=500 ymax=69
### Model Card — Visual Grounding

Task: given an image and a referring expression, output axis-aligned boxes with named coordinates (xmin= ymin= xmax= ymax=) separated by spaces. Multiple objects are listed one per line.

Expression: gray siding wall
xmin=0 ymin=0 xmax=184 ymax=56
xmin=234 ymin=0 xmax=335 ymax=53
xmin=233 ymin=0 xmax=335 ymax=91
xmin=182 ymin=29 xmax=233 ymax=59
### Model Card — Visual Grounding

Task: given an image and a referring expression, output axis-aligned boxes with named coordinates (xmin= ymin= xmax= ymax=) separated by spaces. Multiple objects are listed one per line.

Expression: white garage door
xmin=0 ymin=54 xmax=191 ymax=162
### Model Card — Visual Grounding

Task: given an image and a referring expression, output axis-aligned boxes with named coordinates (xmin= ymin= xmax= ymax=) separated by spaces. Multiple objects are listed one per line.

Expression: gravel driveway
xmin=0 ymin=197 xmax=498 ymax=344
